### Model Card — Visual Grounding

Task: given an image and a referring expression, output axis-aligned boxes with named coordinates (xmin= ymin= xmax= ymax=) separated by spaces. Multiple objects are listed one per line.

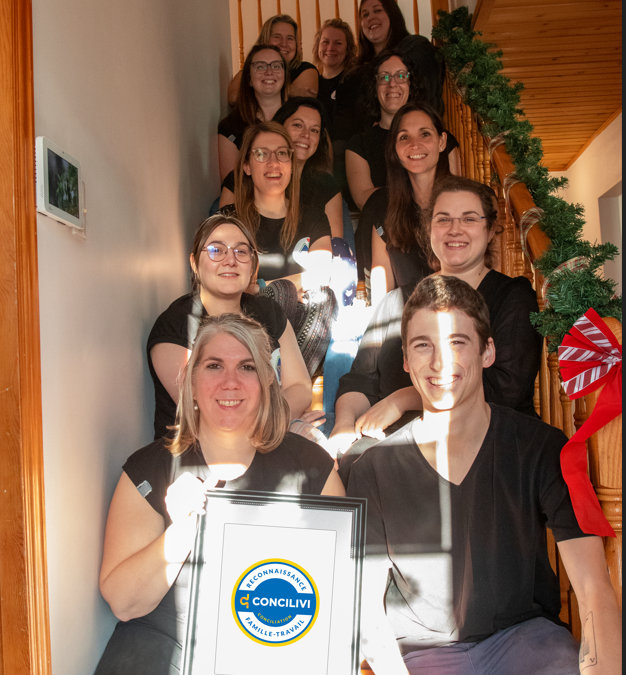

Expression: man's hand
xmin=355 ymin=396 xmax=404 ymax=440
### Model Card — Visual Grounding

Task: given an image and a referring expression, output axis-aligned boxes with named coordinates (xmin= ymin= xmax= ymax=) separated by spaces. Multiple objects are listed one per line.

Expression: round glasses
xmin=376 ymin=71 xmax=410 ymax=85
xmin=432 ymin=216 xmax=486 ymax=227
xmin=204 ymin=243 xmax=255 ymax=263
xmin=251 ymin=60 xmax=285 ymax=73
xmin=249 ymin=147 xmax=293 ymax=163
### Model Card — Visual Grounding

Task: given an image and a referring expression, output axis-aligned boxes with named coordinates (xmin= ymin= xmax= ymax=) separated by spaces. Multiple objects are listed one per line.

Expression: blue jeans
xmin=403 ymin=618 xmax=579 ymax=675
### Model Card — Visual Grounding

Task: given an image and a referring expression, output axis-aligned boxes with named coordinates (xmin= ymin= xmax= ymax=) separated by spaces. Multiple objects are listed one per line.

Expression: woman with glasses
xmin=96 ymin=313 xmax=344 ymax=675
xmin=228 ymin=15 xmax=318 ymax=108
xmin=331 ymin=176 xmax=542 ymax=479
xmin=220 ymin=97 xmax=344 ymax=240
xmin=147 ymin=214 xmax=312 ymax=440
xmin=222 ymin=121 xmax=336 ymax=377
xmin=218 ymin=44 xmax=288 ymax=181
xmin=356 ymin=0 xmax=444 ymax=116
xmin=346 ymin=50 xmax=460 ymax=212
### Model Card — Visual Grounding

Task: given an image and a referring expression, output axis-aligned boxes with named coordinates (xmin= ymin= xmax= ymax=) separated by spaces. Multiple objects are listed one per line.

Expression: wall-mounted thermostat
xmin=35 ymin=136 xmax=83 ymax=230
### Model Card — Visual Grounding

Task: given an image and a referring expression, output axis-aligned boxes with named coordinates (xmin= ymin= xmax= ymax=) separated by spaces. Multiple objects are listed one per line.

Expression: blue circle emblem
xmin=232 ymin=559 xmax=319 ymax=646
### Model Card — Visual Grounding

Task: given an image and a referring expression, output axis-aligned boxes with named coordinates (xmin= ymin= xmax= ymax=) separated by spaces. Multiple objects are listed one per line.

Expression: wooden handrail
xmin=443 ymin=73 xmax=623 ymax=633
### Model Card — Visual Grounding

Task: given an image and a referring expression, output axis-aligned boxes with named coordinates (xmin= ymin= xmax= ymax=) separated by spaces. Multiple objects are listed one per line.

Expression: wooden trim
xmin=0 ymin=0 xmax=51 ymax=673
xmin=564 ymin=106 xmax=622 ymax=170
xmin=471 ymin=0 xmax=496 ymax=32
xmin=412 ymin=0 xmax=419 ymax=34
xmin=430 ymin=0 xmax=449 ymax=28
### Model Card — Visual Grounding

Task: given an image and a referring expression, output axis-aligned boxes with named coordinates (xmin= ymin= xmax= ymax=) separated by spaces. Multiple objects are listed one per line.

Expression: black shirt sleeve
xmin=290 ymin=61 xmax=318 ymax=81
xmin=481 ymin=275 xmax=542 ymax=416
xmin=221 ymin=170 xmax=235 ymax=193
xmin=217 ymin=112 xmax=247 ymax=150
xmin=300 ymin=170 xmax=341 ymax=209
xmin=241 ymin=293 xmax=288 ymax=350
xmin=335 ymin=286 xmax=406 ymax=406
xmin=300 ymin=206 xmax=331 ymax=247
xmin=123 ymin=440 xmax=174 ymax=521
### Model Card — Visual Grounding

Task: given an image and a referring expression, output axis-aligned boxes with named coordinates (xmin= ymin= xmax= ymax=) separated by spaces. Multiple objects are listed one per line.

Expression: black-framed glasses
xmin=251 ymin=60 xmax=285 ymax=73
xmin=376 ymin=71 xmax=409 ymax=85
xmin=249 ymin=147 xmax=293 ymax=163
xmin=204 ymin=243 xmax=255 ymax=263
xmin=432 ymin=216 xmax=486 ymax=227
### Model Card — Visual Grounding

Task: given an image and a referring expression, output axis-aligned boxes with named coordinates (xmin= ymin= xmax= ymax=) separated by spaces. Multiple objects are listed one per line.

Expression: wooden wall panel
xmin=0 ymin=0 xmax=52 ymax=673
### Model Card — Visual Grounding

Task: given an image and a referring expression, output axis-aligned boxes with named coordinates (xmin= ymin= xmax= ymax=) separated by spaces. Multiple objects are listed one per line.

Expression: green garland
xmin=432 ymin=7 xmax=621 ymax=351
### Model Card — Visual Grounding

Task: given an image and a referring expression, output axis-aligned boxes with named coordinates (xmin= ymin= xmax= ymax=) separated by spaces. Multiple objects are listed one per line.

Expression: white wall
xmin=549 ymin=113 xmax=622 ymax=293
xmin=33 ymin=1 xmax=232 ymax=673
xmin=228 ymin=0 xmax=435 ymax=75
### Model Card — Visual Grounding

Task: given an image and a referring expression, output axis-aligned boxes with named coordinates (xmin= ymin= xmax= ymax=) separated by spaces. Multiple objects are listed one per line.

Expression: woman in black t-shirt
xmin=356 ymin=0 xmax=444 ymax=115
xmin=330 ymin=176 xmax=542 ymax=462
xmin=221 ymin=98 xmax=344 ymax=239
xmin=346 ymin=49 xmax=460 ymax=211
xmin=227 ymin=14 xmax=318 ymax=108
xmin=96 ymin=314 xmax=344 ymax=675
xmin=358 ymin=101 xmax=450 ymax=308
xmin=218 ymin=44 xmax=288 ymax=181
xmin=223 ymin=121 xmax=336 ymax=376
xmin=312 ymin=19 xmax=358 ymax=140
xmin=147 ymin=214 xmax=312 ymax=440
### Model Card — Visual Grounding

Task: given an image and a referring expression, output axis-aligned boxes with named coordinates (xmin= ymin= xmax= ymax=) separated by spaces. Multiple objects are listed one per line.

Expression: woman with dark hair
xmin=220 ymin=97 xmax=344 ymax=239
xmin=228 ymin=15 xmax=318 ymax=107
xmin=356 ymin=0 xmax=444 ymax=115
xmin=218 ymin=44 xmax=288 ymax=181
xmin=96 ymin=314 xmax=344 ymax=675
xmin=330 ymin=176 xmax=542 ymax=475
xmin=222 ymin=121 xmax=336 ymax=376
xmin=356 ymin=101 xmax=449 ymax=307
xmin=346 ymin=49 xmax=460 ymax=211
xmin=147 ymin=214 xmax=312 ymax=441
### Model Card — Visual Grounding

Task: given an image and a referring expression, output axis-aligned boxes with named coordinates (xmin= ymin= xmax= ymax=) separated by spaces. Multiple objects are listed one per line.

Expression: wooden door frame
xmin=0 ymin=0 xmax=52 ymax=673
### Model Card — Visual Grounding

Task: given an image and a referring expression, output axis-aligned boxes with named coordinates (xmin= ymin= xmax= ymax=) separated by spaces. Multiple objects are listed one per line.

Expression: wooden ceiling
xmin=472 ymin=0 xmax=622 ymax=171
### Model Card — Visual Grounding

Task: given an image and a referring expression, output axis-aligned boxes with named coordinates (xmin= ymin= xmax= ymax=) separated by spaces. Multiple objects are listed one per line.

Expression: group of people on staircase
xmin=94 ymin=2 xmax=622 ymax=674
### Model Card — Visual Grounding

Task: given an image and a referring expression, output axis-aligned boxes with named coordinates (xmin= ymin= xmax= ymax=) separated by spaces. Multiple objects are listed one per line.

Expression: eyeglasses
xmin=376 ymin=71 xmax=409 ymax=85
xmin=251 ymin=60 xmax=285 ymax=73
xmin=432 ymin=216 xmax=487 ymax=227
xmin=204 ymin=243 xmax=255 ymax=263
xmin=249 ymin=147 xmax=293 ymax=163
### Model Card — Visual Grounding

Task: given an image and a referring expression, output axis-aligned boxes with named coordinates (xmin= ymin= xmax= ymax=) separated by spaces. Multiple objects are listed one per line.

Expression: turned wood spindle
xmin=547 ymin=352 xmax=564 ymax=432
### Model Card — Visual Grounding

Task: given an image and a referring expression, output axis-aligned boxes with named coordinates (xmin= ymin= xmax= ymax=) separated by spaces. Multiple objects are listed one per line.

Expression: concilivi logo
xmin=232 ymin=559 xmax=319 ymax=646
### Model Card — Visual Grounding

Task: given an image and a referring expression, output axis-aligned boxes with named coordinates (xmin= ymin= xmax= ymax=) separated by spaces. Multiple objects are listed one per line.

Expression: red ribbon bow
xmin=558 ymin=308 xmax=621 ymax=537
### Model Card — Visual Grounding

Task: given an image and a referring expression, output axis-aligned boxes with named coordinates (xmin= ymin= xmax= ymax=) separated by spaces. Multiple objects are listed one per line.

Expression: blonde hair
xmin=166 ymin=314 xmax=290 ymax=457
xmin=312 ymin=18 xmax=357 ymax=73
xmin=235 ymin=122 xmax=301 ymax=250
xmin=258 ymin=15 xmax=303 ymax=69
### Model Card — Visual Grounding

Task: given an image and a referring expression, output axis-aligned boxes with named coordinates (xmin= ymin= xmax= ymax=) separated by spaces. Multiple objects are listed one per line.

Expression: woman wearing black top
xmin=346 ymin=50 xmax=460 ymax=211
xmin=312 ymin=19 xmax=358 ymax=138
xmin=218 ymin=44 xmax=288 ymax=181
xmin=96 ymin=314 xmax=344 ymax=675
xmin=358 ymin=101 xmax=450 ymax=308
xmin=147 ymin=214 xmax=311 ymax=440
xmin=223 ymin=122 xmax=335 ymax=376
xmin=228 ymin=14 xmax=318 ymax=106
xmin=221 ymin=98 xmax=343 ymax=239
xmin=330 ymin=176 xmax=542 ymax=460
xmin=356 ymin=0 xmax=444 ymax=115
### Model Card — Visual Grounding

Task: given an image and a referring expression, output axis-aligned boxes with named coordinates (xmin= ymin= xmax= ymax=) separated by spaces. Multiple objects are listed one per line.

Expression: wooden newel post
xmin=584 ymin=317 xmax=622 ymax=609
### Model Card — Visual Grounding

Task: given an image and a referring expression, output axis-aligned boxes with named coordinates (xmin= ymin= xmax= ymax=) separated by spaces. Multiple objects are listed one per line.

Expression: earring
xmin=193 ymin=402 xmax=199 ymax=410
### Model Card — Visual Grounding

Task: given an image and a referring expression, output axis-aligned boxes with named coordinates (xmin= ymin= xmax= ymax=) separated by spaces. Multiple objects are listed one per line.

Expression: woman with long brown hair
xmin=227 ymin=14 xmax=318 ymax=107
xmin=217 ymin=44 xmax=289 ymax=181
xmin=357 ymin=101 xmax=449 ymax=307
xmin=222 ymin=121 xmax=336 ymax=377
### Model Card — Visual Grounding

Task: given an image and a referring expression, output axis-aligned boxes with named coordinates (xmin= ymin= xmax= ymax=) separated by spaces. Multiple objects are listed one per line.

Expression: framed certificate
xmin=181 ymin=490 xmax=366 ymax=675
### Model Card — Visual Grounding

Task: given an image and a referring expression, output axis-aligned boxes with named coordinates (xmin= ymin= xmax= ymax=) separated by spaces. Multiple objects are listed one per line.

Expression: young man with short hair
xmin=348 ymin=275 xmax=621 ymax=674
